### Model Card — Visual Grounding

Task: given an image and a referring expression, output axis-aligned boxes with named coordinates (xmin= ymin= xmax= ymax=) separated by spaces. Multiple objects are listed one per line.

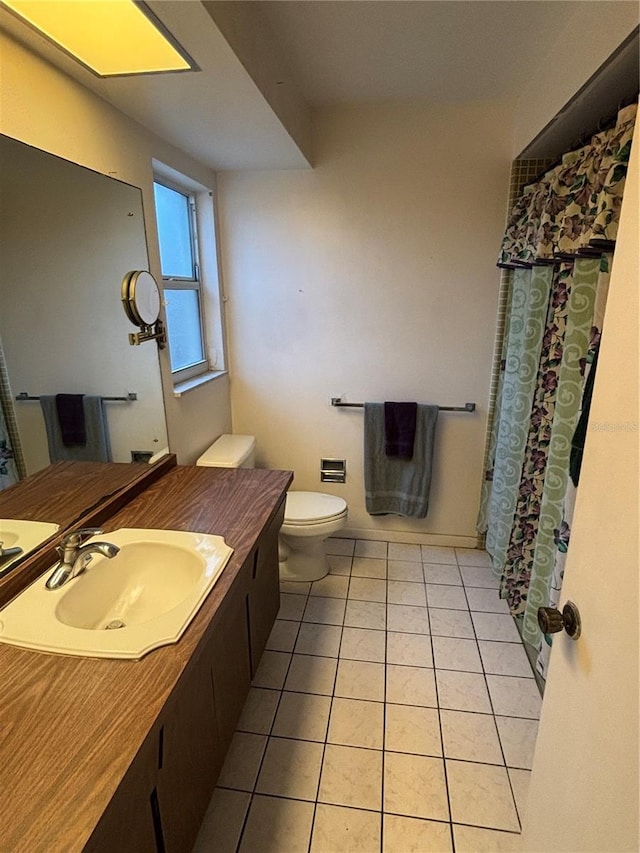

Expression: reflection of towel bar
xmin=331 ymin=397 xmax=475 ymax=412
xmin=15 ymin=392 xmax=138 ymax=402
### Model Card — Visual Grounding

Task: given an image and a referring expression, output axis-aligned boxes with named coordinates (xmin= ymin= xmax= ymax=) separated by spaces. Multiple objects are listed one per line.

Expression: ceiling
xmin=0 ymin=1 xmax=635 ymax=171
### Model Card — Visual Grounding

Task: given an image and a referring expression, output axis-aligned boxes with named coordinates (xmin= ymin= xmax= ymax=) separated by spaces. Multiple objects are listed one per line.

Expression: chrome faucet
xmin=45 ymin=528 xmax=120 ymax=591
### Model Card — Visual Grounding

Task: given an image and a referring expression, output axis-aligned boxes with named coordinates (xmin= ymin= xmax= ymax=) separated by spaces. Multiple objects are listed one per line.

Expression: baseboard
xmin=338 ymin=527 xmax=480 ymax=549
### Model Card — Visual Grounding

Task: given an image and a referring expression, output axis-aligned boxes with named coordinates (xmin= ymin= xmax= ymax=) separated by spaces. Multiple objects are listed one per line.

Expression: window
xmin=153 ymin=179 xmax=207 ymax=381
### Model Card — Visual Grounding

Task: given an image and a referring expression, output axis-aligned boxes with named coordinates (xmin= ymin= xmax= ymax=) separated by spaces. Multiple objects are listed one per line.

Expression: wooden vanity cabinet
xmin=85 ymin=501 xmax=284 ymax=853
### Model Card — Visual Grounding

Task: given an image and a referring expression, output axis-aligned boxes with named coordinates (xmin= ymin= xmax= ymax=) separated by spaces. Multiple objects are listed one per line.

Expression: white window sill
xmin=173 ymin=370 xmax=228 ymax=398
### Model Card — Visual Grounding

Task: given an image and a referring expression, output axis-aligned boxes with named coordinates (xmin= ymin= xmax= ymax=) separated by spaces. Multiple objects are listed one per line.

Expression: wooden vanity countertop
xmin=0 ymin=464 xmax=292 ymax=853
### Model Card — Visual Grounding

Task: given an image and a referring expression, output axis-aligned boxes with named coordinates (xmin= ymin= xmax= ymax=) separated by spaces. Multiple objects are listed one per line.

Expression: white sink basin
xmin=0 ymin=528 xmax=233 ymax=659
xmin=0 ymin=519 xmax=60 ymax=574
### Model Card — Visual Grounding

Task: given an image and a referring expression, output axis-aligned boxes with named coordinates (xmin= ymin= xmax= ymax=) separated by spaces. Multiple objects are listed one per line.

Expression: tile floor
xmin=193 ymin=540 xmax=541 ymax=853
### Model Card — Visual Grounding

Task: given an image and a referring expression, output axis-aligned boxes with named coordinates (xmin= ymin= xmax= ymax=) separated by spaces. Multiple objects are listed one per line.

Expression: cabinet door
xmin=84 ymin=736 xmax=159 ymax=853
xmin=248 ymin=528 xmax=280 ymax=675
xmin=156 ymin=653 xmax=221 ymax=853
xmin=210 ymin=573 xmax=252 ymax=753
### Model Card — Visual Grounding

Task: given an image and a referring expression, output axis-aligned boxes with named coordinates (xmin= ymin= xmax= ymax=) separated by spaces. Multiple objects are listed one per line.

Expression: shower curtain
xmin=0 ymin=336 xmax=24 ymax=491
xmin=478 ymin=101 xmax=637 ymax=663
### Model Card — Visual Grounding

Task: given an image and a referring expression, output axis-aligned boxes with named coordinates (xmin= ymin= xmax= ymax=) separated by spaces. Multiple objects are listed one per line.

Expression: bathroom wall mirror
xmin=0 ymin=135 xmax=169 ymax=477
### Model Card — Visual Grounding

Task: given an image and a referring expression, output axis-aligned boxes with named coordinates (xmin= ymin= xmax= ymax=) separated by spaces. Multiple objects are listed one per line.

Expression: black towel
xmin=55 ymin=394 xmax=86 ymax=447
xmin=570 ymin=344 xmax=599 ymax=487
xmin=384 ymin=401 xmax=418 ymax=459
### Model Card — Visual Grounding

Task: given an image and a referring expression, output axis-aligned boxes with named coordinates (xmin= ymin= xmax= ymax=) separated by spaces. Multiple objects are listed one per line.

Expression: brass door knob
xmin=537 ymin=601 xmax=582 ymax=640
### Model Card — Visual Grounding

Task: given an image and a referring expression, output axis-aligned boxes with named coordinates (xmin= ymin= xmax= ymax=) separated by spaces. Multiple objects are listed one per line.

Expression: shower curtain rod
xmin=331 ymin=398 xmax=475 ymax=412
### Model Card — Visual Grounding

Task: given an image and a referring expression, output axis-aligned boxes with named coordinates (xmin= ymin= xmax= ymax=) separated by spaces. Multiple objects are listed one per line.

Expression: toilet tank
xmin=196 ymin=434 xmax=256 ymax=469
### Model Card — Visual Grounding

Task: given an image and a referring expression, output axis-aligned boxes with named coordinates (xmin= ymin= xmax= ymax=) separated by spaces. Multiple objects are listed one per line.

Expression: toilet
xmin=196 ymin=435 xmax=348 ymax=581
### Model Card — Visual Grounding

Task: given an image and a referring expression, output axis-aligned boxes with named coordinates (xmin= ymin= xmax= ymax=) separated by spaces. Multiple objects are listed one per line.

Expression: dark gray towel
xmin=55 ymin=393 xmax=86 ymax=446
xmin=384 ymin=401 xmax=417 ymax=458
xmin=41 ymin=396 xmax=111 ymax=463
xmin=365 ymin=402 xmax=438 ymax=518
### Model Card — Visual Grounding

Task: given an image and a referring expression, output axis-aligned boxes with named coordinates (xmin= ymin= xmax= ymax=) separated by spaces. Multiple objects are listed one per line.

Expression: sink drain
xmin=105 ymin=619 xmax=126 ymax=630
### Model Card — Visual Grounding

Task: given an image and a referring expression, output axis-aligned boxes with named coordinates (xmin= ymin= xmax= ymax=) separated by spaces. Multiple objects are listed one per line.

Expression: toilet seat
xmin=284 ymin=491 xmax=347 ymax=526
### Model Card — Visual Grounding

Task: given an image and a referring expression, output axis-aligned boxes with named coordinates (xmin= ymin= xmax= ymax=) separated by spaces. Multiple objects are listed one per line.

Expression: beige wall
xmin=0 ymin=31 xmax=232 ymax=464
xmin=219 ymin=101 xmax=513 ymax=544
xmin=512 ymin=5 xmax=639 ymax=156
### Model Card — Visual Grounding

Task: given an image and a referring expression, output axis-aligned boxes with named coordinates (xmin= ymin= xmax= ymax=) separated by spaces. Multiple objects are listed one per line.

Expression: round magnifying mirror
xmin=121 ymin=270 xmax=161 ymax=327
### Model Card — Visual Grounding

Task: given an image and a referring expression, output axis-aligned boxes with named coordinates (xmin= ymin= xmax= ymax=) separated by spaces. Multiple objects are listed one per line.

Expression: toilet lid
xmin=285 ymin=491 xmax=347 ymax=524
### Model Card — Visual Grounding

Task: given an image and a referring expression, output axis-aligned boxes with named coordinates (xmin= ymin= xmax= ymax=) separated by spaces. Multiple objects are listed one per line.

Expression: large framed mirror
xmin=0 ymin=135 xmax=169 ymax=477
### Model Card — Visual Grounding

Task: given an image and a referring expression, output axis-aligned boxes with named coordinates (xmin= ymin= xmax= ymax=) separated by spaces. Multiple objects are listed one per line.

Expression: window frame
xmin=153 ymin=177 xmax=209 ymax=383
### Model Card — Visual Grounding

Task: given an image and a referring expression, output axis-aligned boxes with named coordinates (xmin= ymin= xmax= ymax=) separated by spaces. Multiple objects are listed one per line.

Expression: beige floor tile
xmin=319 ymin=743 xmax=383 ymax=810
xmin=311 ymin=574 xmax=350 ymax=599
xmin=352 ymin=557 xmax=387 ymax=579
xmin=423 ymin=563 xmax=463 ymax=585
xmin=426 ymin=584 xmax=469 ymax=610
xmin=340 ymin=626 xmax=386 ymax=662
xmin=388 ymin=560 xmax=424 ymax=582
xmin=385 ymin=704 xmax=442 ymax=756
xmin=303 ymin=595 xmax=346 ymax=625
xmin=446 ymin=759 xmax=519 ymax=831
xmin=237 ymin=687 xmax=281 ymax=735
xmin=386 ymin=664 xmax=437 ymax=707
xmin=452 ymin=824 xmax=519 ymax=852
xmin=386 ymin=631 xmax=433 ymax=667
xmin=311 ymin=804 xmax=381 ymax=853
xmin=256 ymin=737 xmax=324 ymax=801
xmin=459 ymin=564 xmax=500 ymax=589
xmin=387 ymin=603 xmax=430 ymax=634
xmin=479 ymin=641 xmax=534 ymax=677
xmin=383 ymin=814 xmax=453 ymax=853
xmin=279 ymin=592 xmax=307 ymax=620
xmin=349 ymin=576 xmax=387 ymax=602
xmin=345 ymin=599 xmax=387 ymax=630
xmin=266 ymin=619 xmax=300 ymax=652
xmin=471 ymin=612 xmax=521 ymax=643
xmin=384 ymin=752 xmax=449 ymax=820
xmin=387 ymin=580 xmax=427 ymax=607
xmin=328 ymin=554 xmax=353 ymax=576
xmin=355 ymin=539 xmax=387 ymax=559
xmin=440 ymin=709 xmax=503 ymax=764
xmin=217 ymin=731 xmax=267 ymax=791
xmin=285 ymin=654 xmax=338 ymax=695
xmin=335 ymin=659 xmax=385 ymax=701
xmin=432 ymin=636 xmax=483 ymax=672
xmin=239 ymin=794 xmax=315 ymax=853
xmin=193 ymin=788 xmax=251 ymax=853
xmin=294 ymin=622 xmax=342 ymax=657
xmin=508 ymin=767 xmax=532 ymax=822
xmin=435 ymin=669 xmax=493 ymax=713
xmin=388 ymin=542 xmax=422 ymax=562
xmin=428 ymin=608 xmax=474 ymax=639
xmin=327 ymin=538 xmax=355 ymax=556
xmin=466 ymin=586 xmax=511 ymax=614
xmin=421 ymin=545 xmax=457 ymax=565
xmin=455 ymin=548 xmax=493 ymax=567
xmin=328 ymin=697 xmax=384 ymax=749
xmin=281 ymin=579 xmax=312 ymax=594
xmin=272 ymin=691 xmax=332 ymax=742
xmin=252 ymin=650 xmax=292 ymax=689
xmin=496 ymin=716 xmax=539 ymax=769
xmin=486 ymin=675 xmax=542 ymax=719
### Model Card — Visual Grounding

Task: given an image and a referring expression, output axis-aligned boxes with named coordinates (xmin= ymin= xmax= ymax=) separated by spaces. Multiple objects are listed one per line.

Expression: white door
xmin=520 ymin=134 xmax=639 ymax=851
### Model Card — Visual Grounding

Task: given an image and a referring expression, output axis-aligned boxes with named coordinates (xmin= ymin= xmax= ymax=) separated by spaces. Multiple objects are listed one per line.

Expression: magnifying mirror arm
xmin=128 ymin=318 xmax=167 ymax=349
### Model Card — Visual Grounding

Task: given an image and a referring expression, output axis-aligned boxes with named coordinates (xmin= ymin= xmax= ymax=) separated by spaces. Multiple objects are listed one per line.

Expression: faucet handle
xmin=59 ymin=527 xmax=103 ymax=554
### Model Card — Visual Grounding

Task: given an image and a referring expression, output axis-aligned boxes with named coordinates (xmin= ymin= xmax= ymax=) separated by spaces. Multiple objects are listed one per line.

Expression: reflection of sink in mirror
xmin=0 ymin=519 xmax=60 ymax=575
xmin=0 ymin=529 xmax=233 ymax=659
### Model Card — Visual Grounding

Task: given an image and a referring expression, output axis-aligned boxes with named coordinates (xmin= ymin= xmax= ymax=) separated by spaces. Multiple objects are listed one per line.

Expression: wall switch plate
xmin=131 ymin=450 xmax=153 ymax=463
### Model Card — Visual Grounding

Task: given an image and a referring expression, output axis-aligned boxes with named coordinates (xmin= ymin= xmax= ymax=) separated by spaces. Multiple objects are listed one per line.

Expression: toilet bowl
xmin=279 ymin=491 xmax=348 ymax=582
xmin=195 ymin=435 xmax=348 ymax=582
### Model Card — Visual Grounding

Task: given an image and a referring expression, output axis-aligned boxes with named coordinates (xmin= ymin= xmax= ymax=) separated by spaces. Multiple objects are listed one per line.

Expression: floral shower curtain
xmin=479 ymin=101 xmax=637 ymax=663
xmin=0 ymin=335 xmax=23 ymax=491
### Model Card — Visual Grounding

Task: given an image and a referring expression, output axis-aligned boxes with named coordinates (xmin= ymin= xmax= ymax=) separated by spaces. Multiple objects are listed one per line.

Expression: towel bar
xmin=15 ymin=392 xmax=138 ymax=402
xmin=331 ymin=398 xmax=475 ymax=412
